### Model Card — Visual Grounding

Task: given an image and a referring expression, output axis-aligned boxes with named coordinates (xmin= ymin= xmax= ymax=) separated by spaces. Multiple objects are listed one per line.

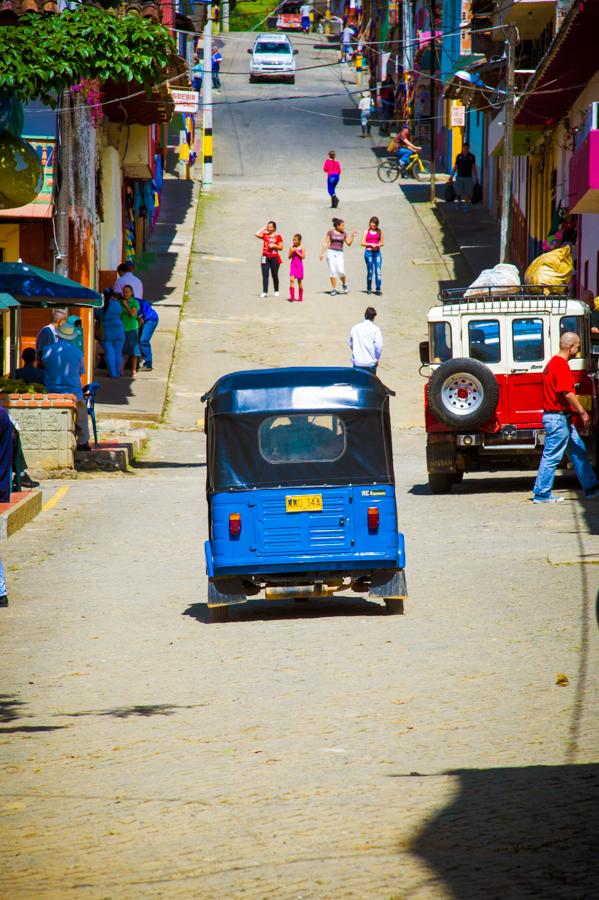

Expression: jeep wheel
xmin=427 ymin=357 xmax=498 ymax=429
xmin=428 ymin=473 xmax=454 ymax=494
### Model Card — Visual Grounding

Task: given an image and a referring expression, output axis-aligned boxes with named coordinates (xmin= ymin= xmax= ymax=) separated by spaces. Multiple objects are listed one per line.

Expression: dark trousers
xmin=261 ymin=257 xmax=280 ymax=292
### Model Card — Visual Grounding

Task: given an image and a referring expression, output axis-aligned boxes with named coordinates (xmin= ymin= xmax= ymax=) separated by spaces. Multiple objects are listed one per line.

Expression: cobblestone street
xmin=1 ymin=34 xmax=598 ymax=899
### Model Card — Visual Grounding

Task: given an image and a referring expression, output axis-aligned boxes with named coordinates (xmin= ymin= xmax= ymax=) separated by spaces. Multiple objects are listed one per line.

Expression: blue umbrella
xmin=0 ymin=262 xmax=103 ymax=307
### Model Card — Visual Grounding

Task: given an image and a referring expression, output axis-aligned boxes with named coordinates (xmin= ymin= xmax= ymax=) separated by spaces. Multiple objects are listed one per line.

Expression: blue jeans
xmin=396 ymin=147 xmax=413 ymax=167
xmin=327 ymin=173 xmax=340 ymax=197
xmin=364 ymin=249 xmax=382 ymax=291
xmin=102 ymin=336 xmax=125 ymax=378
xmin=140 ymin=319 xmax=158 ymax=368
xmin=0 ymin=559 xmax=6 ymax=597
xmin=533 ymin=413 xmax=598 ymax=498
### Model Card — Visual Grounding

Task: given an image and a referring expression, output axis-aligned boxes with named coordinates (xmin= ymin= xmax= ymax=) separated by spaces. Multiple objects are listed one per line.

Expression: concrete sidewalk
xmin=435 ymin=198 xmax=501 ymax=279
xmin=95 ymin=163 xmax=200 ymax=423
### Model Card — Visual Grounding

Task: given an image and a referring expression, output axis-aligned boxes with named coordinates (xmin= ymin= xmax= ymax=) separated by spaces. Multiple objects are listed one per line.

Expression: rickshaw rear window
xmin=259 ymin=414 xmax=346 ymax=463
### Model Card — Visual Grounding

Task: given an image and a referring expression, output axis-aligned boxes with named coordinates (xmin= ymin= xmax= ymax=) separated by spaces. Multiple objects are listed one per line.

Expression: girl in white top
xmin=320 ymin=218 xmax=357 ymax=296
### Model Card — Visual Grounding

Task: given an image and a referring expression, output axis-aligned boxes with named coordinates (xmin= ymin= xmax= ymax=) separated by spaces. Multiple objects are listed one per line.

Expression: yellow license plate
xmin=285 ymin=494 xmax=323 ymax=513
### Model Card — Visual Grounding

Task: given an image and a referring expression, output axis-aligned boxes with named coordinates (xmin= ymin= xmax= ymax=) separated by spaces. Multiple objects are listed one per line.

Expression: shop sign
xmin=171 ymin=90 xmax=200 ymax=113
xmin=451 ymin=103 xmax=466 ymax=127
xmin=460 ymin=0 xmax=472 ymax=55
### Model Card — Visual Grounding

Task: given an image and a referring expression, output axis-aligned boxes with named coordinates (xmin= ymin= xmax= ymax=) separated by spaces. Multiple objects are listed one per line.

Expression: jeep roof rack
xmin=438 ymin=285 xmax=572 ymax=304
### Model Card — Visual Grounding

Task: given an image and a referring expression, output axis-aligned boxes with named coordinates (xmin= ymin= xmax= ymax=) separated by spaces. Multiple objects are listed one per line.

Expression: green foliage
xmin=0 ymin=377 xmax=46 ymax=394
xmin=0 ymin=7 xmax=177 ymax=104
xmin=230 ymin=0 xmax=276 ymax=31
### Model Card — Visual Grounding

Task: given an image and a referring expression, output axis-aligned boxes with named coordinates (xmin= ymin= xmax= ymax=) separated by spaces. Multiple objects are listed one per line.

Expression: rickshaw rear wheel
xmin=384 ymin=598 xmax=404 ymax=615
xmin=209 ymin=605 xmax=230 ymax=623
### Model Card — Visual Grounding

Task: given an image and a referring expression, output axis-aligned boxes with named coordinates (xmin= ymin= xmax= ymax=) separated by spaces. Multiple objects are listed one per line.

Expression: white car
xmin=248 ymin=34 xmax=297 ymax=84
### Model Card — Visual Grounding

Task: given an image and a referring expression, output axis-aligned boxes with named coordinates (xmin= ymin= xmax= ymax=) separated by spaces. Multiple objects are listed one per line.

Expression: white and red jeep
xmin=420 ymin=286 xmax=598 ymax=493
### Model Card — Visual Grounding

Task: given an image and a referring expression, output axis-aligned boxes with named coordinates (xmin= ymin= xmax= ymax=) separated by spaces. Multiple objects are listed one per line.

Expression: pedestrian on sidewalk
xmin=323 ymin=150 xmax=341 ymax=208
xmin=450 ymin=142 xmax=478 ymax=211
xmin=0 ymin=406 xmax=13 ymax=503
xmin=100 ymin=289 xmax=126 ymax=379
xmin=358 ymin=91 xmax=373 ymax=137
xmin=138 ymin=298 xmax=159 ymax=370
xmin=120 ymin=285 xmax=141 ymax=376
xmin=42 ymin=320 xmax=90 ymax=451
xmin=532 ymin=331 xmax=599 ymax=504
xmin=341 ymin=24 xmax=353 ymax=61
xmin=320 ymin=218 xmax=357 ymax=296
xmin=349 ymin=307 xmax=383 ymax=373
xmin=212 ymin=47 xmax=223 ymax=89
xmin=288 ymin=234 xmax=305 ymax=302
xmin=361 ymin=216 xmax=384 ymax=295
xmin=256 ymin=221 xmax=284 ymax=298
xmin=192 ymin=53 xmax=204 ymax=94
xmin=300 ymin=2 xmax=311 ymax=33
xmin=16 ymin=348 xmax=44 ymax=386
xmin=114 ymin=262 xmax=143 ymax=299
xmin=0 ymin=556 xmax=7 ymax=608
xmin=379 ymin=76 xmax=395 ymax=134
xmin=35 ymin=308 xmax=67 ymax=365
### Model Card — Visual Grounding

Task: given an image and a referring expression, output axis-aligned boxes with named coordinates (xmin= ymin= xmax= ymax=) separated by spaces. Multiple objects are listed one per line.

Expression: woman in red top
xmin=255 ymin=221 xmax=283 ymax=298
xmin=323 ymin=150 xmax=342 ymax=208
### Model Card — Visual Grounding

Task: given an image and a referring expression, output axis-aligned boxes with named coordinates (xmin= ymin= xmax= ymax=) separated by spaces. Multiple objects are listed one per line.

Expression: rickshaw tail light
xmin=367 ymin=506 xmax=379 ymax=531
xmin=229 ymin=513 xmax=242 ymax=536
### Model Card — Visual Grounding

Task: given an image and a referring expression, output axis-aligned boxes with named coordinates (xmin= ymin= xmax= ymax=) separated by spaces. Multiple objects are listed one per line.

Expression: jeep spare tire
xmin=427 ymin=357 xmax=499 ymax=428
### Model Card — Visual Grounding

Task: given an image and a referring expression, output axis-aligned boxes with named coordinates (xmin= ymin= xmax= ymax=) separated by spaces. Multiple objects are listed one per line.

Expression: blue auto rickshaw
xmin=201 ymin=367 xmax=407 ymax=622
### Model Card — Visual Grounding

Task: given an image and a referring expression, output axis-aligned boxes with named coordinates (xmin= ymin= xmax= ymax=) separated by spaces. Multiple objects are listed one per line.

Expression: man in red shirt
xmin=532 ymin=332 xmax=599 ymax=503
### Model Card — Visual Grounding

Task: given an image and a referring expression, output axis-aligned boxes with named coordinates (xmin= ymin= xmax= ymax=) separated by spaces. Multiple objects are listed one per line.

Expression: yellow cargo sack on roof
xmin=524 ymin=245 xmax=572 ymax=286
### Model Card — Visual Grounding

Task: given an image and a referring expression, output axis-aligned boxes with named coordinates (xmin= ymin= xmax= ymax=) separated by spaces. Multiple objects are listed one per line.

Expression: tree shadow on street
xmin=184 ymin=595 xmax=391 ymax=624
xmin=59 ymin=703 xmax=203 ymax=719
xmin=0 ymin=693 xmax=66 ymax=734
xmin=0 ymin=694 xmax=26 ymax=723
xmin=407 ymin=763 xmax=599 ymax=898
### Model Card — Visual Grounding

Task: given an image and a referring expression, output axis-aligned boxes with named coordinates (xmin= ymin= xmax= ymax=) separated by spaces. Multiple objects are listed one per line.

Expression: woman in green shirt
xmin=121 ymin=285 xmax=141 ymax=376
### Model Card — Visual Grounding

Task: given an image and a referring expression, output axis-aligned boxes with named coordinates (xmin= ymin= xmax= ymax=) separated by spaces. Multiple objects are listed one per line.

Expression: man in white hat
xmin=42 ymin=319 xmax=90 ymax=451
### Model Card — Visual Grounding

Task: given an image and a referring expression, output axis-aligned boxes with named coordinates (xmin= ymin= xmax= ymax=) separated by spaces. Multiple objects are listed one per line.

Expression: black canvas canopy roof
xmin=202 ymin=368 xmax=396 ymax=492
xmin=201 ymin=367 xmax=395 ymax=415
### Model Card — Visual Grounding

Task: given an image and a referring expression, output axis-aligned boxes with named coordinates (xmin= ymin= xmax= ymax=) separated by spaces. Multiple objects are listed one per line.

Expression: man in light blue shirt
xmin=42 ymin=320 xmax=90 ymax=450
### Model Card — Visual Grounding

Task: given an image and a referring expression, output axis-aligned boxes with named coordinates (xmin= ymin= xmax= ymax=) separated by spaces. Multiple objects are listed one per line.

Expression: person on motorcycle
xmin=394 ymin=126 xmax=421 ymax=174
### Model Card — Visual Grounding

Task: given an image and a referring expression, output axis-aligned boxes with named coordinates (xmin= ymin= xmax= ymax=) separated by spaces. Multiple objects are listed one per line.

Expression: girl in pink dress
xmin=288 ymin=234 xmax=305 ymax=302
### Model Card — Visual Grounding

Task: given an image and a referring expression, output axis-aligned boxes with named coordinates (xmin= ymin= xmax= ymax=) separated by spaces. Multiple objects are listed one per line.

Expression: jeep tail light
xmin=367 ymin=506 xmax=379 ymax=532
xmin=229 ymin=513 xmax=241 ymax=537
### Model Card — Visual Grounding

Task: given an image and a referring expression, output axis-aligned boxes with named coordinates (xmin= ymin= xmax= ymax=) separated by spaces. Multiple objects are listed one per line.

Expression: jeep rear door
xmin=505 ymin=316 xmax=548 ymax=426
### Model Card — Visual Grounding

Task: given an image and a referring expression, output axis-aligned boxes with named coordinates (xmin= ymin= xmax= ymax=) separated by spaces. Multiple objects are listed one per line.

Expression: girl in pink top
xmin=323 ymin=150 xmax=342 ymax=208
xmin=288 ymin=233 xmax=305 ymax=302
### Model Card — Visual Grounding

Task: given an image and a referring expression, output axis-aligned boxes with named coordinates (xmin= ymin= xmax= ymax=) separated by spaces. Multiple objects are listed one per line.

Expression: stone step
xmin=74 ymin=436 xmax=147 ymax=472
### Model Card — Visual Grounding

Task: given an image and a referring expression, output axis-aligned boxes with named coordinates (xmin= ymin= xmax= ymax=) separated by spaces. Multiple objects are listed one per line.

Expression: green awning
xmin=0 ymin=292 xmax=19 ymax=310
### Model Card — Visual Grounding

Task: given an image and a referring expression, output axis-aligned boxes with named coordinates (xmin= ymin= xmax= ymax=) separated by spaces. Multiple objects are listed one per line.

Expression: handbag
xmin=386 ymin=138 xmax=398 ymax=153
xmin=472 ymin=181 xmax=483 ymax=205
xmin=444 ymin=181 xmax=456 ymax=203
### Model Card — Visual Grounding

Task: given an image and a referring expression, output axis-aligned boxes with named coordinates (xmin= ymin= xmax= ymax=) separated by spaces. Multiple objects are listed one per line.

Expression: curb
xmin=0 ymin=490 xmax=43 ymax=539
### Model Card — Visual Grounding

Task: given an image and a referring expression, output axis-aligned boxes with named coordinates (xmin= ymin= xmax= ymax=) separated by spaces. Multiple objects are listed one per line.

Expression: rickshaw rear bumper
xmin=204 ymin=534 xmax=406 ymax=579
